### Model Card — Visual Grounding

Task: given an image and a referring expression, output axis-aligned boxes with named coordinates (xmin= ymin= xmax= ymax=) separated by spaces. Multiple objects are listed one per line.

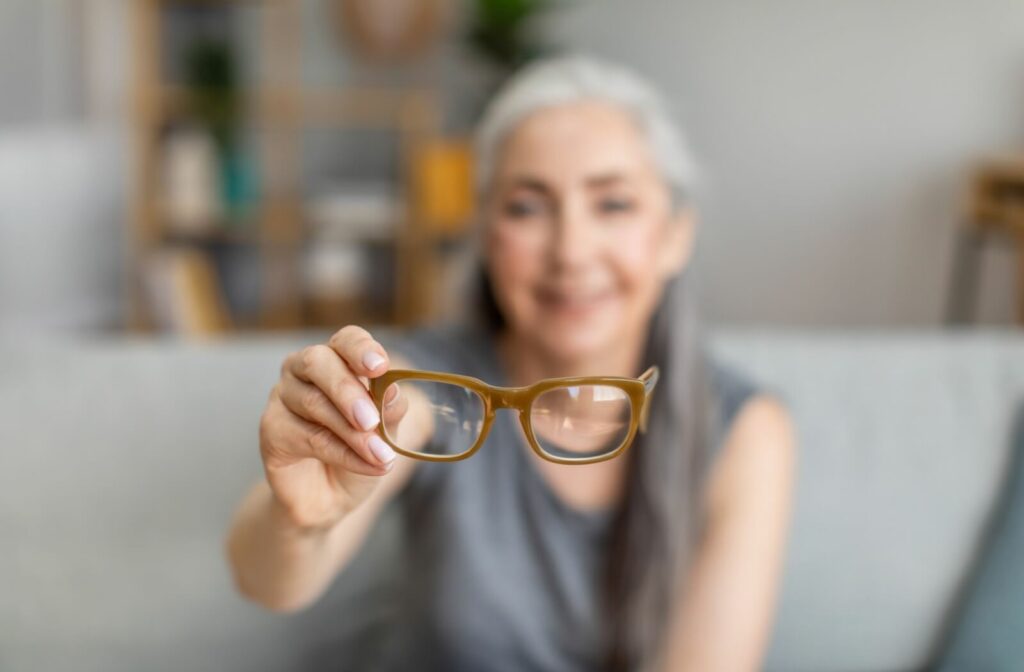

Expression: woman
xmin=226 ymin=55 xmax=795 ymax=672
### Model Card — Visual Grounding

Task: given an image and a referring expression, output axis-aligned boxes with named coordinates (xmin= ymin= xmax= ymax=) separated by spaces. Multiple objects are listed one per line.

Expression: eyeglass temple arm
xmin=639 ymin=366 xmax=659 ymax=433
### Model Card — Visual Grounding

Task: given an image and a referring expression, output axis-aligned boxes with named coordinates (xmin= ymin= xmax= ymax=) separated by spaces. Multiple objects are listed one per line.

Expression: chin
xmin=531 ymin=307 xmax=624 ymax=363
xmin=504 ymin=288 xmax=639 ymax=360
xmin=542 ymin=329 xmax=612 ymax=362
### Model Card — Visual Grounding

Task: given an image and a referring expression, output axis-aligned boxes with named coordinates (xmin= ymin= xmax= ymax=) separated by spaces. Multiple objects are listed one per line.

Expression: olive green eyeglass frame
xmin=368 ymin=366 xmax=660 ymax=465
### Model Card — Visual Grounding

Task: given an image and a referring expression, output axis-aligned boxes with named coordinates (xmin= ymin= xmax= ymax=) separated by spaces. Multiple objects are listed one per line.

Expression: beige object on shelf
xmin=161 ymin=127 xmax=223 ymax=235
xmin=144 ymin=249 xmax=232 ymax=336
xmin=303 ymin=244 xmax=369 ymax=299
xmin=307 ymin=182 xmax=401 ymax=241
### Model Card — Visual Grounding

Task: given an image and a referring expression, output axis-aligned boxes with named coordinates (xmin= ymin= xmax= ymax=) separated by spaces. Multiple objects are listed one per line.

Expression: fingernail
xmin=353 ymin=399 xmax=379 ymax=431
xmin=363 ymin=351 xmax=386 ymax=371
xmin=369 ymin=435 xmax=396 ymax=464
xmin=384 ymin=385 xmax=400 ymax=408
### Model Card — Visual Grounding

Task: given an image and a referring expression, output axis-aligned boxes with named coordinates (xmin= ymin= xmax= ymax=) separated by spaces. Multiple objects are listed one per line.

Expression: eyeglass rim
xmin=368 ymin=365 xmax=660 ymax=465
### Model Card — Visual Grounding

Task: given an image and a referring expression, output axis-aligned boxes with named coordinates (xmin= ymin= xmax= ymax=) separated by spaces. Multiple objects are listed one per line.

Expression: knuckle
xmin=331 ymin=324 xmax=355 ymax=344
xmin=281 ymin=350 xmax=303 ymax=378
xmin=334 ymin=377 xmax=361 ymax=405
xmin=348 ymin=324 xmax=370 ymax=340
xmin=332 ymin=324 xmax=369 ymax=350
xmin=307 ymin=425 xmax=335 ymax=457
xmin=312 ymin=343 xmax=334 ymax=359
xmin=301 ymin=344 xmax=331 ymax=371
xmin=302 ymin=385 xmax=326 ymax=414
xmin=299 ymin=346 xmax=317 ymax=371
xmin=328 ymin=385 xmax=350 ymax=415
xmin=258 ymin=408 xmax=281 ymax=454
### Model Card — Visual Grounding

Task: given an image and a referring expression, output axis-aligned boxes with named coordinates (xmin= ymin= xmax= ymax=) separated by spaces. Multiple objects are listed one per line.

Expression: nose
xmin=550 ymin=198 xmax=595 ymax=270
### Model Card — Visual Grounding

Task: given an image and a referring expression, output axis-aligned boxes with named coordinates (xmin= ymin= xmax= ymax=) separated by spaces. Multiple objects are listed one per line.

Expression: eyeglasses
xmin=368 ymin=366 xmax=659 ymax=465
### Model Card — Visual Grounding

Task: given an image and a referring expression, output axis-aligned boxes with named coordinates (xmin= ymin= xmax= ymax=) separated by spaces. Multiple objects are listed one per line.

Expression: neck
xmin=497 ymin=326 xmax=649 ymax=387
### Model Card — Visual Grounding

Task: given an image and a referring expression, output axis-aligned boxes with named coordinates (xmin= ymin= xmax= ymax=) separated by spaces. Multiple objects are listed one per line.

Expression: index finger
xmin=328 ymin=325 xmax=390 ymax=378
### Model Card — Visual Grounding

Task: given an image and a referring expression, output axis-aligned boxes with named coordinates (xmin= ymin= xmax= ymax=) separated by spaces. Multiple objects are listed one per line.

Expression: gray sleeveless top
xmin=367 ymin=322 xmax=760 ymax=671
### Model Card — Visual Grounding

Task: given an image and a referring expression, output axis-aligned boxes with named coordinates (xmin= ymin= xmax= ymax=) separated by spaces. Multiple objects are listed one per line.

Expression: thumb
xmin=380 ymin=384 xmax=410 ymax=432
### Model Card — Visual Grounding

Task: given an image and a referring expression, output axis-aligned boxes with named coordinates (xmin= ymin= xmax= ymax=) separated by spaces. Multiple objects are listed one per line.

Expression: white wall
xmin=0 ymin=0 xmax=84 ymax=124
xmin=548 ymin=0 xmax=1024 ymax=326
xmin=5 ymin=0 xmax=1024 ymax=330
xmin=0 ymin=0 xmax=126 ymax=335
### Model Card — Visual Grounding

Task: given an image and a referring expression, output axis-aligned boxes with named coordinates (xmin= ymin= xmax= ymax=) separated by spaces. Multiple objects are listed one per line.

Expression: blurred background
xmin=6 ymin=0 xmax=1024 ymax=339
xmin=5 ymin=2 xmax=1024 ymax=671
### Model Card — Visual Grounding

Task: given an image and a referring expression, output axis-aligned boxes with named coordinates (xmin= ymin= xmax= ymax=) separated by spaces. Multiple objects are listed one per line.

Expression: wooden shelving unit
xmin=127 ymin=0 xmax=465 ymax=336
xmin=948 ymin=156 xmax=1024 ymax=324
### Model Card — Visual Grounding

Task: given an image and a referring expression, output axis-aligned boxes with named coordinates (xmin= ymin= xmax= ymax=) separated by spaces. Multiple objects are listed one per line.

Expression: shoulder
xmin=707 ymin=357 xmax=761 ymax=428
xmin=704 ymin=391 xmax=797 ymax=523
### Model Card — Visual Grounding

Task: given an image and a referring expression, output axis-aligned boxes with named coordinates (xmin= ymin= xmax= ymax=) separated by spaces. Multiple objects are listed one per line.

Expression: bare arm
xmin=655 ymin=395 xmax=797 ymax=672
xmin=226 ymin=455 xmax=417 ymax=612
xmin=224 ymin=326 xmax=431 ymax=612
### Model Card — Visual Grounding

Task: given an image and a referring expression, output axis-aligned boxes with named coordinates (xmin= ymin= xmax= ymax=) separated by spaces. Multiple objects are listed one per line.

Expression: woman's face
xmin=484 ymin=100 xmax=693 ymax=364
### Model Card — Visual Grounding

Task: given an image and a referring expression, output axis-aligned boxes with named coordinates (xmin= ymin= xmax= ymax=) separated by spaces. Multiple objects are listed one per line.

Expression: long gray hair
xmin=455 ymin=55 xmax=717 ymax=671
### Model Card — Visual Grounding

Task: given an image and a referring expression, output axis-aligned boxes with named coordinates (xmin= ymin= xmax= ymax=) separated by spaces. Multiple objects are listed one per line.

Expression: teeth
xmin=551 ymin=292 xmax=605 ymax=306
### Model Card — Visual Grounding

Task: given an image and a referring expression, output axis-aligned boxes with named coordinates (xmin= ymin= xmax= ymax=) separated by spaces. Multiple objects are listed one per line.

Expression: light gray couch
xmin=2 ymin=329 xmax=1019 ymax=671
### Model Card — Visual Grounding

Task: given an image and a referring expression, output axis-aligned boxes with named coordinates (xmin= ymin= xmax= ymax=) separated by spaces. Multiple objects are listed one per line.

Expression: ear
xmin=660 ymin=206 xmax=696 ymax=277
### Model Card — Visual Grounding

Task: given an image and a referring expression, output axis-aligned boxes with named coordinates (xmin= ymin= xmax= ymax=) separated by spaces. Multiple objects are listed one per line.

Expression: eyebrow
xmin=585 ymin=172 xmax=628 ymax=188
xmin=503 ymin=171 xmax=630 ymax=196
xmin=505 ymin=176 xmax=555 ymax=197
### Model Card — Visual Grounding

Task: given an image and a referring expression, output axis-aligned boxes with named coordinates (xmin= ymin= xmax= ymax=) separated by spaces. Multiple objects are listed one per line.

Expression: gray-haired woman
xmin=226 ymin=54 xmax=795 ymax=672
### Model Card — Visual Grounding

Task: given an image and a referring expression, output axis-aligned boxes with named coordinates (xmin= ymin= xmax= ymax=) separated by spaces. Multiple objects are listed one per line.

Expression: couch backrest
xmin=1 ymin=330 xmax=1019 ymax=672
xmin=712 ymin=332 xmax=1021 ymax=671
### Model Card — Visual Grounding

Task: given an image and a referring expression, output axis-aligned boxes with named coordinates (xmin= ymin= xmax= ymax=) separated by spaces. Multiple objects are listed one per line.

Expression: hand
xmin=257 ymin=326 xmax=406 ymax=531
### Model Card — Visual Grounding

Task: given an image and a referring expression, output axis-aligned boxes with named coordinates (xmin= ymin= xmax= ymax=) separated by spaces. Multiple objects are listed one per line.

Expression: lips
xmin=536 ymin=287 xmax=615 ymax=313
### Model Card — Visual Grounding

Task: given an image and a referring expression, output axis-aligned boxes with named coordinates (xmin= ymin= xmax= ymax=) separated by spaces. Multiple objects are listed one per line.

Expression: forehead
xmin=495 ymin=100 xmax=659 ymax=186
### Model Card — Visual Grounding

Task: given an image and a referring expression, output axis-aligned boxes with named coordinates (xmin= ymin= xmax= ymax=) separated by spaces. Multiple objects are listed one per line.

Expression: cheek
xmin=489 ymin=227 xmax=537 ymax=281
xmin=609 ymin=224 xmax=666 ymax=293
xmin=486 ymin=228 xmax=542 ymax=310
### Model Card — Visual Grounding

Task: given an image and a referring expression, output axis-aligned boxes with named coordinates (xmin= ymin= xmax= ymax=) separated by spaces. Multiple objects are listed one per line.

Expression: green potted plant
xmin=183 ymin=38 xmax=253 ymax=222
xmin=464 ymin=0 xmax=562 ymax=100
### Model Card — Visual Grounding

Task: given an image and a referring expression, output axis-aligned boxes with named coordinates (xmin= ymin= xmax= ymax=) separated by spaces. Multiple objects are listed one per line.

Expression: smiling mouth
xmin=536 ymin=288 xmax=615 ymax=312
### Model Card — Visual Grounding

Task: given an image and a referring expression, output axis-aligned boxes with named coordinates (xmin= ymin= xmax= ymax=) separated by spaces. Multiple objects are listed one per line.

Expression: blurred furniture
xmin=947 ymin=156 xmax=1024 ymax=324
xmin=0 ymin=126 xmax=123 ymax=336
xmin=128 ymin=0 xmax=469 ymax=337
xmin=331 ymin=0 xmax=449 ymax=62
xmin=2 ymin=329 xmax=1022 ymax=671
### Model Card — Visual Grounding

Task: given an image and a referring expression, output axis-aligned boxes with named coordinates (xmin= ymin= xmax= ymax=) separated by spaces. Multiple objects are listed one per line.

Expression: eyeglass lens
xmin=381 ymin=379 xmax=485 ymax=457
xmin=529 ymin=384 xmax=633 ymax=459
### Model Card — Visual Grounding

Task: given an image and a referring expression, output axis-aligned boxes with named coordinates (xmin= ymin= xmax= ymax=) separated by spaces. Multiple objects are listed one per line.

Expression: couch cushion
xmin=2 ymin=329 xmax=1022 ymax=671
xmin=711 ymin=331 xmax=1023 ymax=672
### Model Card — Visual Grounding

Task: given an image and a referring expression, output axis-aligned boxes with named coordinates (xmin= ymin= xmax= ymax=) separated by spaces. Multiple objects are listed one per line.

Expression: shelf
xmin=152 ymin=216 xmax=469 ymax=248
xmin=155 ymin=0 xmax=269 ymax=5
xmin=161 ymin=228 xmax=271 ymax=246
xmin=155 ymin=215 xmax=300 ymax=246
xmin=128 ymin=0 xmax=453 ymax=335
xmin=144 ymin=85 xmax=437 ymax=129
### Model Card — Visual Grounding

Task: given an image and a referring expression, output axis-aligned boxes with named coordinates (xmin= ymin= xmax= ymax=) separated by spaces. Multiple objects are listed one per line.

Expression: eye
xmin=597 ymin=197 xmax=637 ymax=215
xmin=502 ymin=197 xmax=546 ymax=219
